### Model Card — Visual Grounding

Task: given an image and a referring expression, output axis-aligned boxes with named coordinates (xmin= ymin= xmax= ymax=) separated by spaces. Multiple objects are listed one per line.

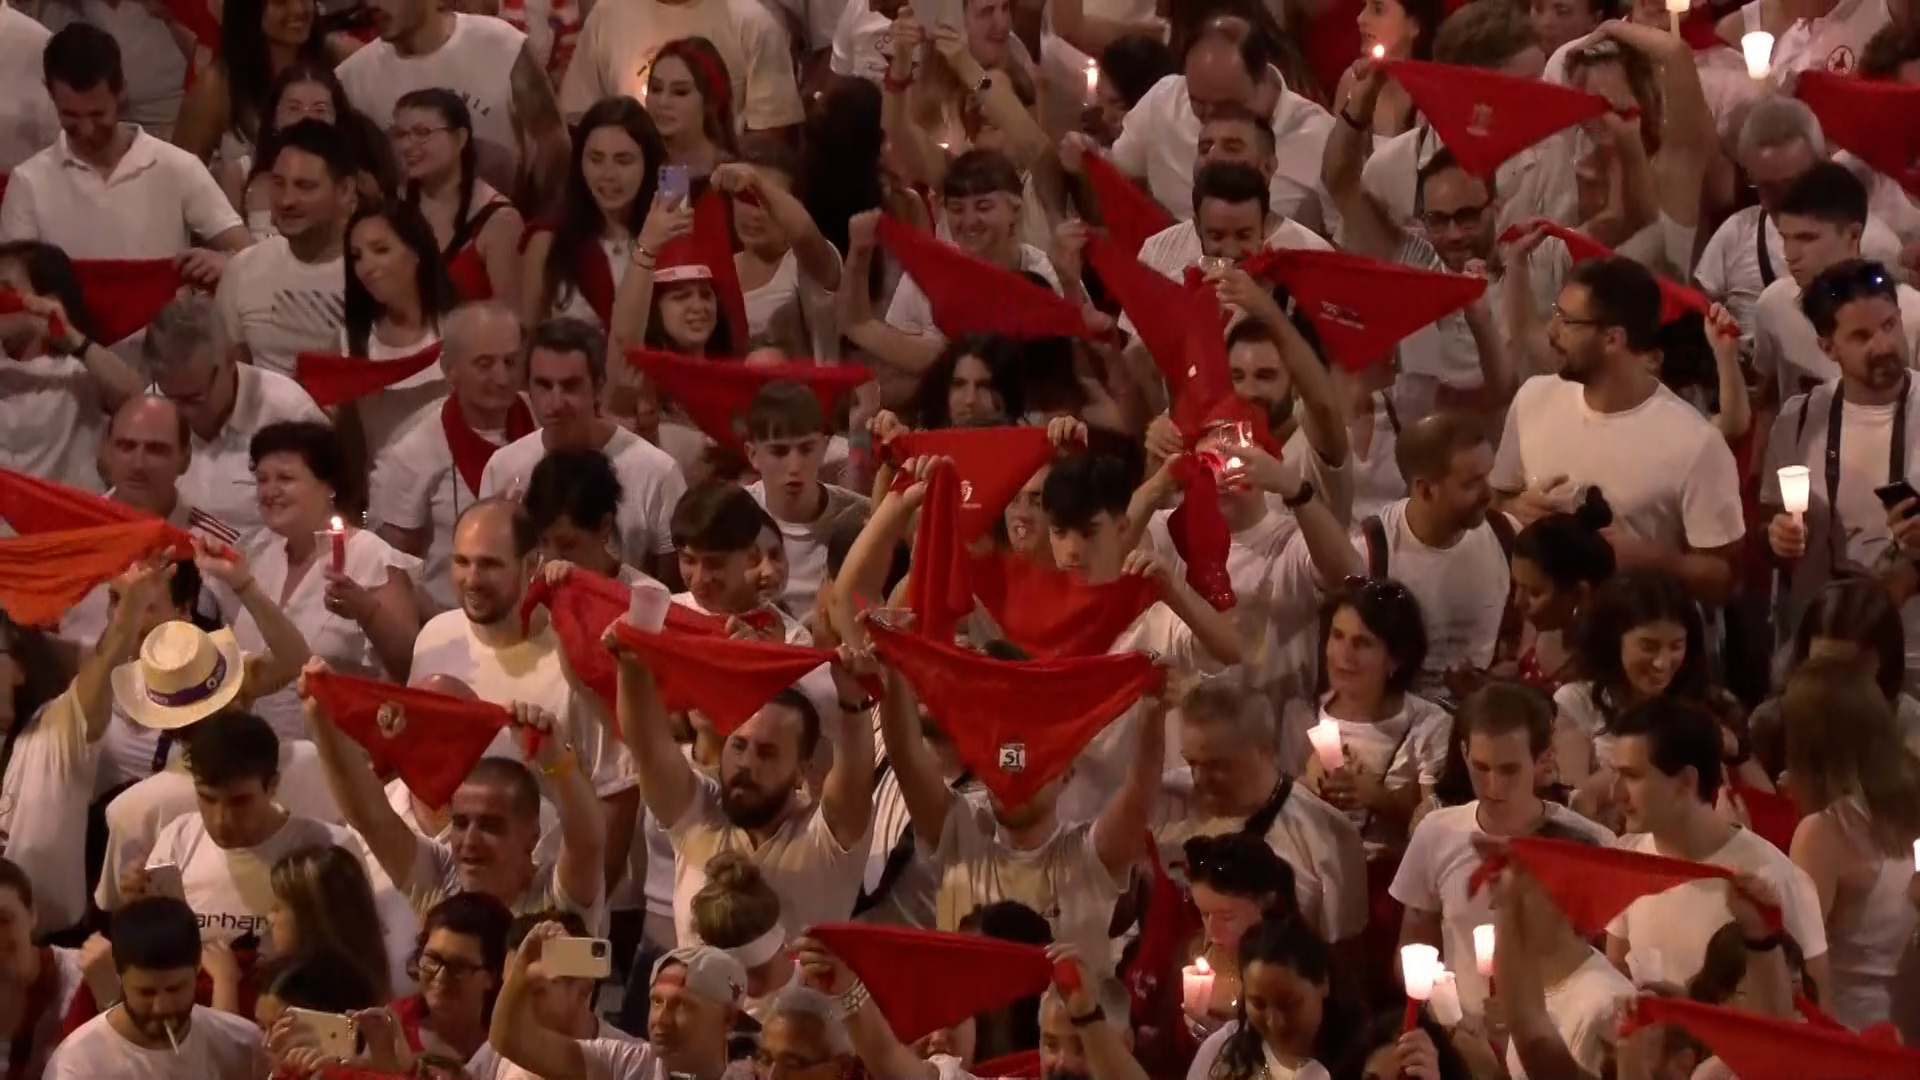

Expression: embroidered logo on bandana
xmin=1467 ymin=103 xmax=1493 ymax=138
xmin=376 ymin=702 xmax=407 ymax=738
xmin=960 ymin=480 xmax=976 ymax=507
xmin=1317 ymin=301 xmax=1367 ymax=331
xmin=998 ymin=743 xmax=1026 ymax=772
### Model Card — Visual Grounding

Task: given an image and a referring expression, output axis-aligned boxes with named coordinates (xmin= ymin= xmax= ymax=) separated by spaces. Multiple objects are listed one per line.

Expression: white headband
xmin=725 ymin=926 xmax=787 ymax=970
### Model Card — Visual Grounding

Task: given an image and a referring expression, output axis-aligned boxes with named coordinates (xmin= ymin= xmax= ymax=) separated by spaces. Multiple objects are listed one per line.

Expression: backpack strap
xmin=1361 ymin=515 xmax=1390 ymax=580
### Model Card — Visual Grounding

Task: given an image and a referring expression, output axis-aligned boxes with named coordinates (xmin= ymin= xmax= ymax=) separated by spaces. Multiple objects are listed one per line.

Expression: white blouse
xmin=233 ymin=525 xmax=422 ymax=741
xmin=348 ymin=326 xmax=447 ymax=471
xmin=741 ymin=248 xmax=841 ymax=359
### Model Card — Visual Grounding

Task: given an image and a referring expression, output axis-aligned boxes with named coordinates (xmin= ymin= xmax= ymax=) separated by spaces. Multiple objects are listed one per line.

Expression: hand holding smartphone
xmin=542 ymin=936 xmax=613 ymax=980
xmin=285 ymin=1008 xmax=357 ymax=1058
xmin=145 ymin=863 xmax=184 ymax=901
xmin=1875 ymin=479 xmax=1919 ymax=516
xmin=658 ymin=165 xmax=691 ymax=210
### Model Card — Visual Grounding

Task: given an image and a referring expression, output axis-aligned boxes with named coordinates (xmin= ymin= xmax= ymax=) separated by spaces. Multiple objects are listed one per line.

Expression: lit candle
xmin=1778 ymin=465 xmax=1811 ymax=522
xmin=1665 ymin=0 xmax=1687 ymax=34
xmin=1084 ymin=59 xmax=1099 ymax=101
xmin=1912 ymin=838 xmax=1919 ymax=870
xmin=328 ymin=515 xmax=346 ymax=573
xmin=1307 ymin=717 xmax=1345 ymax=770
xmin=1400 ymin=944 xmax=1439 ymax=1031
xmin=1370 ymin=43 xmax=1385 ymax=59
xmin=1428 ymin=971 xmax=1464 ymax=1027
xmin=1742 ymin=31 xmax=1775 ymax=79
xmin=1181 ymin=957 xmax=1215 ymax=1017
xmin=1473 ymin=924 xmax=1496 ymax=977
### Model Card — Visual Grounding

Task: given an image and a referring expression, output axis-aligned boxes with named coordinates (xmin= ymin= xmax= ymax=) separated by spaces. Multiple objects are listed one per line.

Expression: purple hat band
xmin=145 ymin=652 xmax=229 ymax=708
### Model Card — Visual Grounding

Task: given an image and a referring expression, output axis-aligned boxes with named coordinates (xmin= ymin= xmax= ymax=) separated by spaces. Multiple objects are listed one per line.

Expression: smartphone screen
xmin=658 ymin=165 xmax=691 ymax=208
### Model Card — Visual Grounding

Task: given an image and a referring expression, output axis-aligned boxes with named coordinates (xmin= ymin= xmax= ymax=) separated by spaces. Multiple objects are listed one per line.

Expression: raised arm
xmin=72 ymin=561 xmax=168 ymax=742
xmin=297 ymin=661 xmax=420 ymax=888
xmin=606 ymin=193 xmax=691 ymax=368
xmin=714 ymin=164 xmax=841 ymax=292
xmin=195 ymin=539 xmax=313 ymax=699
xmin=1599 ymin=19 xmax=1712 ymax=233
xmin=490 ymin=923 xmax=592 ymax=1079
xmin=1090 ymin=682 xmax=1166 ymax=877
xmin=795 ymin=935 xmax=940 ymax=1080
xmin=819 ymin=651 xmax=879 ymax=848
xmin=606 ymin=632 xmax=700 ymax=827
xmin=1321 ymin=58 xmax=1407 ymax=260
xmin=518 ymin=703 xmax=608 ymax=913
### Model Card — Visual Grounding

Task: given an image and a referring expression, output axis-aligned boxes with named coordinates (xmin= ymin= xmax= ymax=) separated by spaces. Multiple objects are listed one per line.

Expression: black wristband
xmin=1744 ymin=931 xmax=1785 ymax=952
xmin=1340 ymin=108 xmax=1370 ymax=131
xmin=1283 ymin=482 xmax=1316 ymax=509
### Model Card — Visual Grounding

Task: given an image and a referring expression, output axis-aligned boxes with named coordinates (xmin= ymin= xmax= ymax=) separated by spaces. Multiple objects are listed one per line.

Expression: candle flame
xmin=1195 ymin=956 xmax=1211 ymax=975
xmin=330 ymin=515 xmax=344 ymax=530
xmin=1370 ymin=44 xmax=1385 ymax=59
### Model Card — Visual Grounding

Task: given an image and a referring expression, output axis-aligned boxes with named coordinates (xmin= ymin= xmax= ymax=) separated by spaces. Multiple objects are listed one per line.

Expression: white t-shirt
xmin=829 ymin=0 xmax=913 ymax=83
xmin=883 ymin=242 xmax=1061 ymax=348
xmin=173 ymin=364 xmax=328 ymax=544
xmin=336 ymin=14 xmax=528 ymax=195
xmin=742 ymin=247 xmax=842 ymax=357
xmin=1187 ymin=1022 xmax=1333 ymax=1080
xmin=1693 ymin=206 xmax=1905 ymax=338
xmin=0 ymin=351 xmax=106 ymax=494
xmin=0 ymin=2 xmax=56 ymax=171
xmin=1606 ymin=828 xmax=1828 ymax=984
xmin=407 ymin=828 xmax=608 ymax=934
xmin=0 ymin=690 xmax=100 ymax=934
xmin=1118 ymin=216 xmax=1332 ymax=340
xmin=369 ymin=402 xmax=502 ymax=614
xmin=467 ymin=1030 xmax=658 ymax=1080
xmin=1356 ymin=499 xmax=1512 ymax=674
xmin=146 ymin=812 xmax=344 ymax=944
xmin=1507 ymin=950 xmax=1636 ymax=1080
xmin=353 ymin=327 xmax=448 ymax=476
xmin=1753 ymin=278 xmax=1920 ymax=392
xmin=1491 ymin=375 xmax=1747 ymax=553
xmin=745 ymin=480 xmax=868 ymax=616
xmin=47 ymin=1006 xmax=263 ymax=1080
xmin=479 ymin=427 xmax=687 ymax=566
xmin=1111 ymin=71 xmax=1335 ymax=235
xmin=0 ymin=128 xmax=240 ymax=261
xmin=212 ymin=236 xmax=347 ymax=378
xmin=1389 ymin=800 xmax=1616 ymax=1012
xmin=560 ymin=0 xmax=805 ymax=131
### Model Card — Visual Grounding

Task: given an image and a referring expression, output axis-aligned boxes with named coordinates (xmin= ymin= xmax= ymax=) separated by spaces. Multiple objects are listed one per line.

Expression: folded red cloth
xmin=882 ymin=426 xmax=1055 ymax=545
xmin=519 ymin=569 xmax=629 ymax=726
xmin=1468 ymin=835 xmax=1779 ymax=936
xmin=806 ymin=922 xmax=1055 ymax=1046
xmin=72 ymin=259 xmax=183 ymax=345
xmin=1627 ymin=995 xmax=1920 ymax=1077
xmin=1380 ymin=59 xmax=1611 ymax=176
xmin=296 ymin=342 xmax=443 ymax=408
xmin=1497 ymin=220 xmax=1713 ymax=325
xmin=1082 ymin=153 xmax=1174 ymax=259
xmin=0 ymin=519 xmax=183 ymax=627
xmin=303 ymin=669 xmax=509 ymax=808
xmin=878 ymin=214 xmax=1093 ymax=341
xmin=623 ymin=348 xmax=871 ymax=451
xmin=903 ymin=462 xmax=973 ymax=644
xmin=605 ymin=621 xmax=840 ymax=735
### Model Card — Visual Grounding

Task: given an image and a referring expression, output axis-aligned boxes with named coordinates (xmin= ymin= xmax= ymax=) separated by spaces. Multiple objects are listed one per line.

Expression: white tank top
xmin=1739 ymin=0 xmax=1892 ymax=79
xmin=1824 ymin=812 xmax=1919 ymax=1030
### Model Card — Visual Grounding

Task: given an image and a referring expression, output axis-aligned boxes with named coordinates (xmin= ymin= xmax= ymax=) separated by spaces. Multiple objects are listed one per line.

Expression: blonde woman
xmin=269 ymin=843 xmax=405 ymax=1002
xmin=688 ymin=852 xmax=795 ymax=1022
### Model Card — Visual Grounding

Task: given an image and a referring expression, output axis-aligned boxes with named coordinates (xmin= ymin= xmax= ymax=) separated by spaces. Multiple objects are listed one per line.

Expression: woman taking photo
xmin=342 ymin=199 xmax=460 ymax=462
xmin=619 ymin=194 xmax=729 ymax=359
xmin=242 ymin=420 xmax=422 ymax=742
xmin=172 ymin=0 xmax=341 ymax=166
xmin=647 ymin=36 xmax=739 ymax=176
xmin=713 ymin=149 xmax=842 ymax=357
xmin=395 ymin=89 xmax=524 ymax=305
xmin=522 ymin=96 xmax=665 ymax=338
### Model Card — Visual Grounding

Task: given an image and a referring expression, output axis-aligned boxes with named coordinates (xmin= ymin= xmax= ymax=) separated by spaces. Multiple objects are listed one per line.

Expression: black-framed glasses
xmin=1550 ymin=305 xmax=1601 ymax=329
xmin=415 ymin=951 xmax=487 ymax=981
xmin=389 ymin=125 xmax=452 ymax=145
xmin=1419 ymin=201 xmax=1491 ymax=232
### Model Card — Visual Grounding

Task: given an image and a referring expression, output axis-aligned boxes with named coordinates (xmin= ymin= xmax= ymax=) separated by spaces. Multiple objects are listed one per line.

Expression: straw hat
xmin=111 ymin=621 xmax=245 ymax=730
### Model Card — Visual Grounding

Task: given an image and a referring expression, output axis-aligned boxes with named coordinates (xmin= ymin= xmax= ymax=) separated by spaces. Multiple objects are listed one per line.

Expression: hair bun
xmin=702 ymin=851 xmax=766 ymax=892
xmin=1575 ymin=486 xmax=1615 ymax=532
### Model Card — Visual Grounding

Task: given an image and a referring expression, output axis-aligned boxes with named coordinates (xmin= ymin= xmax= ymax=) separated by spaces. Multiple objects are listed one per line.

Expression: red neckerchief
xmin=391 ymin=994 xmax=429 ymax=1053
xmin=576 ymin=241 xmax=615 ymax=325
xmin=11 ymin=947 xmax=60 ymax=1080
xmin=441 ymin=396 xmax=537 ymax=495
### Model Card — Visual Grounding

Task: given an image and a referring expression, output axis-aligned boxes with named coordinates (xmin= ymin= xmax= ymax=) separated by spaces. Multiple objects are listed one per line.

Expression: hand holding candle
xmin=328 ymin=515 xmax=346 ymax=573
xmin=1370 ymin=43 xmax=1385 ymax=59
xmin=1429 ymin=971 xmax=1464 ymax=1028
xmin=1742 ymin=31 xmax=1775 ymax=78
xmin=1181 ymin=956 xmax=1215 ymax=1019
xmin=1401 ymin=944 xmax=1440 ymax=1031
xmin=1308 ymin=717 xmax=1346 ymax=770
xmin=1778 ymin=466 xmax=1810 ymax=523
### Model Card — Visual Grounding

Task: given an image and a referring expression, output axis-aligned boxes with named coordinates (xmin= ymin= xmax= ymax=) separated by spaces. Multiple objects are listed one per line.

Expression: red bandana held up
xmin=520 ymin=568 xmax=630 ymax=723
xmin=72 ymin=259 xmax=184 ymax=345
xmin=1728 ymin=778 xmax=1802 ymax=854
xmin=624 ymin=349 xmax=873 ymax=452
xmin=1166 ymin=459 xmax=1235 ymax=611
xmin=883 ymin=426 xmax=1055 ymax=545
xmin=806 ymin=923 xmax=1055 ymax=1045
xmin=1796 ymin=72 xmax=1920 ymax=197
xmin=441 ymin=395 xmax=537 ymax=496
xmin=971 ymin=554 xmax=1160 ymax=659
xmin=605 ymin=621 xmax=840 ymax=736
xmin=1627 ymin=996 xmax=1920 ymax=1077
xmin=866 ymin=619 xmax=1164 ymax=805
xmin=1082 ymin=152 xmax=1174 ymax=259
xmin=1379 ymin=60 xmax=1611 ymax=176
xmin=296 ymin=343 xmax=444 ymax=409
xmin=1124 ymin=833 xmax=1205 ymax=1076
xmin=1497 ymin=220 xmax=1713 ymax=324
xmin=0 ymin=288 xmax=69 ymax=340
xmin=303 ymin=670 xmax=509 ymax=808
xmin=1468 ymin=836 xmax=1780 ymax=936
xmin=650 ymin=189 xmax=750 ymax=348
xmin=0 ymin=519 xmax=184 ymax=626
xmin=0 ymin=467 xmax=158 ymax=535
xmin=1243 ymin=248 xmax=1487 ymax=371
xmin=1084 ymin=235 xmax=1233 ymax=439
xmin=903 ymin=462 xmax=973 ymax=644
xmin=876 ymin=215 xmax=1094 ymax=341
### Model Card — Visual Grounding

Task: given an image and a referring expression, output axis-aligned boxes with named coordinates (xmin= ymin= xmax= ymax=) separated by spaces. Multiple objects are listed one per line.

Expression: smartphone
xmin=145 ymin=863 xmax=184 ymax=900
xmin=658 ymin=165 xmax=691 ymax=209
xmin=1875 ymin=479 xmax=1919 ymax=512
xmin=543 ymin=936 xmax=613 ymax=980
xmin=286 ymin=1009 xmax=357 ymax=1058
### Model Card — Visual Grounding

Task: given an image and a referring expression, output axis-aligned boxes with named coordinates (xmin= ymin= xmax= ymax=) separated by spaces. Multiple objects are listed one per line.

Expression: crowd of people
xmin=2 ymin=0 xmax=1920 ymax=1075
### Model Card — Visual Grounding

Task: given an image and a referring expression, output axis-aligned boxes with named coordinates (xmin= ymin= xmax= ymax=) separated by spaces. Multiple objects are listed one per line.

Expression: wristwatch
xmin=1282 ymin=482 xmax=1316 ymax=509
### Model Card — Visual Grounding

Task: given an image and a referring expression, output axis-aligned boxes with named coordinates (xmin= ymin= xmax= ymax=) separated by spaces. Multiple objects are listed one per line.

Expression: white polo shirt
xmin=368 ymin=404 xmax=494 ymax=614
xmin=0 ymin=2 xmax=56 ymax=170
xmin=172 ymin=364 xmax=328 ymax=544
xmin=478 ymin=426 xmax=687 ymax=566
xmin=1110 ymin=70 xmax=1336 ymax=235
xmin=0 ymin=128 xmax=241 ymax=256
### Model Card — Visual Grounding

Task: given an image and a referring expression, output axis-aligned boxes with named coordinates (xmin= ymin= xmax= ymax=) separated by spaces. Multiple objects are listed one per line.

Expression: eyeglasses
xmin=389 ymin=125 xmax=452 ymax=145
xmin=415 ymin=951 xmax=488 ymax=981
xmin=1549 ymin=305 xmax=1600 ymax=329
xmin=1419 ymin=202 xmax=1491 ymax=232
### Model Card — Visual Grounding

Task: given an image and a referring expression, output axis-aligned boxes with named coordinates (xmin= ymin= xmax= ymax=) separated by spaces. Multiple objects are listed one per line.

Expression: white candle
xmin=1473 ymin=924 xmax=1496 ymax=977
xmin=1742 ymin=31 xmax=1775 ymax=78
xmin=1664 ymin=0 xmax=1689 ymax=10
xmin=1401 ymin=944 xmax=1440 ymax=1000
xmin=1429 ymin=971 xmax=1464 ymax=1027
xmin=1778 ymin=465 xmax=1811 ymax=521
xmin=1181 ymin=957 xmax=1215 ymax=1016
xmin=1307 ymin=718 xmax=1345 ymax=770
xmin=1912 ymin=837 xmax=1919 ymax=870
xmin=1084 ymin=59 xmax=1099 ymax=100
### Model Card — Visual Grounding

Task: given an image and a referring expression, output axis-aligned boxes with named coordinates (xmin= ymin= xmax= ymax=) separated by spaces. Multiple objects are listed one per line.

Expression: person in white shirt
xmin=463 ymin=911 xmax=644 ymax=1078
xmin=1603 ymin=698 xmax=1830 ymax=999
xmin=560 ymin=0 xmax=806 ymax=137
xmin=1 ymin=25 xmax=247 ymax=280
xmin=480 ymin=317 xmax=688 ymax=583
xmin=1109 ymin=16 xmax=1334 ymax=233
xmin=144 ymin=294 xmax=329 ymax=542
xmin=336 ymin=3 xmax=569 ymax=209
xmin=0 ymin=0 xmax=57 ymax=170
xmin=0 ymin=857 xmax=93 ymax=1075
xmin=213 ymin=119 xmax=351 ymax=378
xmin=746 ymin=381 xmax=870 ymax=617
xmin=46 ymin=896 xmax=266 ymax=1080
xmin=1392 ymin=684 xmax=1614 ymax=1015
xmin=1491 ymin=257 xmax=1746 ymax=606
xmin=1753 ymin=165 xmax=1920 ymax=399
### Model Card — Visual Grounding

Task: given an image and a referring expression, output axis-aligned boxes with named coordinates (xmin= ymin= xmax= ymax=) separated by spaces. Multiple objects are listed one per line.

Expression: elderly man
xmin=372 ymin=302 xmax=529 ymax=614
xmin=145 ymin=296 xmax=325 ymax=542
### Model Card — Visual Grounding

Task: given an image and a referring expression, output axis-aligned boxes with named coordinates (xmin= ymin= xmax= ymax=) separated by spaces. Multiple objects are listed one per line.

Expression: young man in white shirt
xmin=213 ymin=119 xmax=350 ymax=378
xmin=46 ymin=896 xmax=264 ymax=1080
xmin=1392 ymin=683 xmax=1613 ymax=1015
xmin=1491 ymin=257 xmax=1746 ymax=605
xmin=1 ymin=25 xmax=246 ymax=277
xmin=1603 ymin=698 xmax=1829 ymax=998
xmin=560 ymin=0 xmax=806 ymax=138
xmin=1753 ymin=164 xmax=1920 ymax=399
xmin=745 ymin=381 xmax=870 ymax=617
xmin=480 ymin=317 xmax=686 ymax=584
xmin=144 ymin=295 xmax=328 ymax=542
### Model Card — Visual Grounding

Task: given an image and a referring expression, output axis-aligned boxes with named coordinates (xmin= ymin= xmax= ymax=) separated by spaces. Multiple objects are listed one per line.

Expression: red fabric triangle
xmin=1797 ymin=72 xmax=1920 ymax=198
xmin=903 ymin=463 xmax=973 ymax=643
xmin=605 ymin=621 xmax=835 ymax=735
xmin=1168 ymin=461 xmax=1234 ymax=611
xmin=876 ymin=215 xmax=1092 ymax=341
xmin=1085 ymin=235 xmax=1234 ymax=439
xmin=624 ymin=348 xmax=872 ymax=451
xmin=1629 ymin=996 xmax=1920 ymax=1078
xmin=805 ymin=922 xmax=1055 ymax=1045
xmin=0 ymin=519 xmax=184 ymax=626
xmin=1382 ymin=60 xmax=1610 ymax=176
xmin=1496 ymin=220 xmax=1712 ymax=325
xmin=576 ymin=235 xmax=616 ymax=326
xmin=519 ymin=568 xmax=628 ymax=728
xmin=883 ymin=427 xmax=1055 ymax=545
xmin=1083 ymin=153 xmax=1174 ymax=259
xmin=867 ymin=619 xmax=1163 ymax=805
xmin=295 ymin=342 xmax=443 ymax=408
xmin=972 ymin=1050 xmax=1044 ymax=1079
xmin=72 ymin=259 xmax=184 ymax=345
xmin=1243 ymin=247 xmax=1486 ymax=371
xmin=1729 ymin=778 xmax=1802 ymax=855
xmin=0 ymin=287 xmax=70 ymax=340
xmin=970 ymin=553 xmax=1159 ymax=659
xmin=1124 ymin=834 xmax=1205 ymax=1078
xmin=0 ymin=467 xmax=151 ymax=534
xmin=651 ymin=189 xmax=749 ymax=347
xmin=162 ymin=0 xmax=222 ymax=57
xmin=303 ymin=670 xmax=509 ymax=808
xmin=441 ymin=395 xmax=536 ymax=495
xmin=1468 ymin=835 xmax=1778 ymax=937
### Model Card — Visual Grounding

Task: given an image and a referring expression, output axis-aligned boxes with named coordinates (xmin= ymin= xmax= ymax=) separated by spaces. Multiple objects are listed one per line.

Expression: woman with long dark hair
xmin=172 ymin=0 xmax=339 ymax=164
xmin=395 ymin=89 xmax=524 ymax=305
xmin=522 ymin=96 xmax=665 ymax=335
xmin=1510 ymin=493 xmax=1617 ymax=694
xmin=235 ymin=61 xmax=398 ymax=235
xmin=647 ymin=37 xmax=739 ymax=175
xmin=342 ymin=199 xmax=459 ymax=464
